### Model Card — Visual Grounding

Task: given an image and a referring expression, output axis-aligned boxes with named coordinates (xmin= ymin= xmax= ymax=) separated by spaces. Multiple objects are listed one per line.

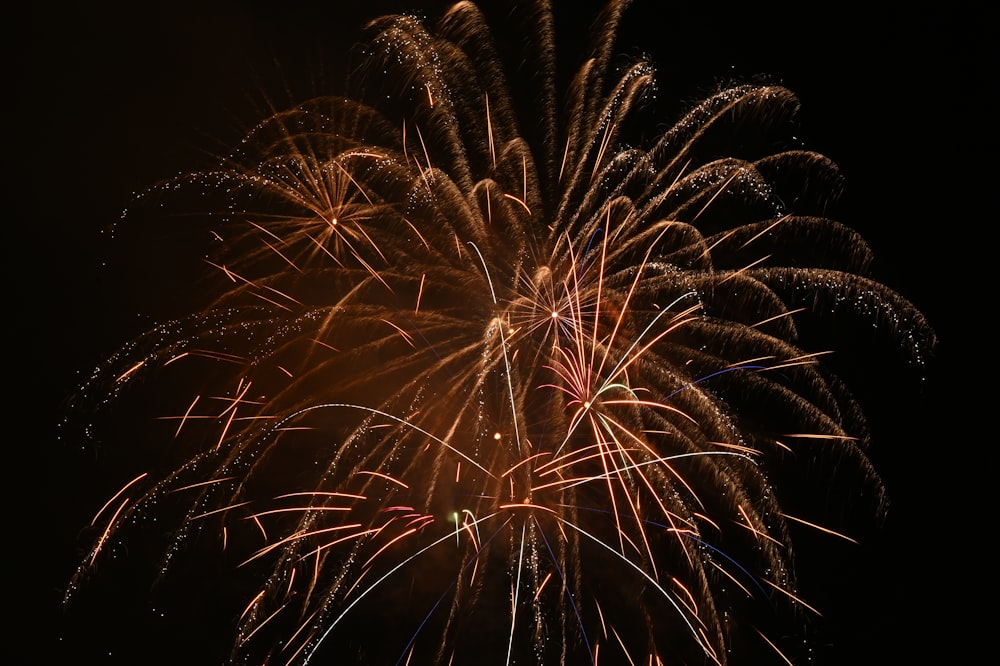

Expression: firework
xmin=64 ymin=1 xmax=934 ymax=664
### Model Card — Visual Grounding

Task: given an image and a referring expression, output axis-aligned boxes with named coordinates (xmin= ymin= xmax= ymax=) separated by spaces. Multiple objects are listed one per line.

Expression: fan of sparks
xmin=65 ymin=1 xmax=934 ymax=664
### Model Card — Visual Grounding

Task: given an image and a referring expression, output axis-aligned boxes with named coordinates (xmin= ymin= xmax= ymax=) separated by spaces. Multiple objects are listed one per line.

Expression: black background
xmin=20 ymin=1 xmax=991 ymax=664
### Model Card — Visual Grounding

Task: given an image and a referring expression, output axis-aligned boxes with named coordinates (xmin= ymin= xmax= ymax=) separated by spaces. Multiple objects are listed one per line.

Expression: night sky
xmin=20 ymin=2 xmax=990 ymax=664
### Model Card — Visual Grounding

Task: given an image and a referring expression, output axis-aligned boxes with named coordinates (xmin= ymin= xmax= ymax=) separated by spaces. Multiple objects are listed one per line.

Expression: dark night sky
xmin=20 ymin=1 xmax=992 ymax=664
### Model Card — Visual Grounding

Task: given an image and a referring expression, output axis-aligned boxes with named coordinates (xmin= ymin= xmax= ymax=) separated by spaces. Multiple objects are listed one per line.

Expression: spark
xmin=88 ymin=472 xmax=147 ymax=527
xmin=779 ymin=512 xmax=860 ymax=544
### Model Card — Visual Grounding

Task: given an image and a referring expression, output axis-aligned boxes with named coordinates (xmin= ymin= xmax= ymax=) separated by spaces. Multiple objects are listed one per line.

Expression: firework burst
xmin=65 ymin=1 xmax=934 ymax=664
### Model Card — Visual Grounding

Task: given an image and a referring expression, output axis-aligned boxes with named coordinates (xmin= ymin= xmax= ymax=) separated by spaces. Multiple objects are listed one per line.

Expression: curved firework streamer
xmin=64 ymin=1 xmax=935 ymax=664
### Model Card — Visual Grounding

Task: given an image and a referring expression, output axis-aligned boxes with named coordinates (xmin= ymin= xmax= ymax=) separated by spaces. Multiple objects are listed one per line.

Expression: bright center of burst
xmin=493 ymin=431 xmax=502 ymax=441
xmin=551 ymin=310 xmax=559 ymax=318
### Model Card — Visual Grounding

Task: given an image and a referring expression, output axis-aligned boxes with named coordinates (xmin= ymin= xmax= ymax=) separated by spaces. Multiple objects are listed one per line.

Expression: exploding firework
xmin=64 ymin=1 xmax=934 ymax=664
